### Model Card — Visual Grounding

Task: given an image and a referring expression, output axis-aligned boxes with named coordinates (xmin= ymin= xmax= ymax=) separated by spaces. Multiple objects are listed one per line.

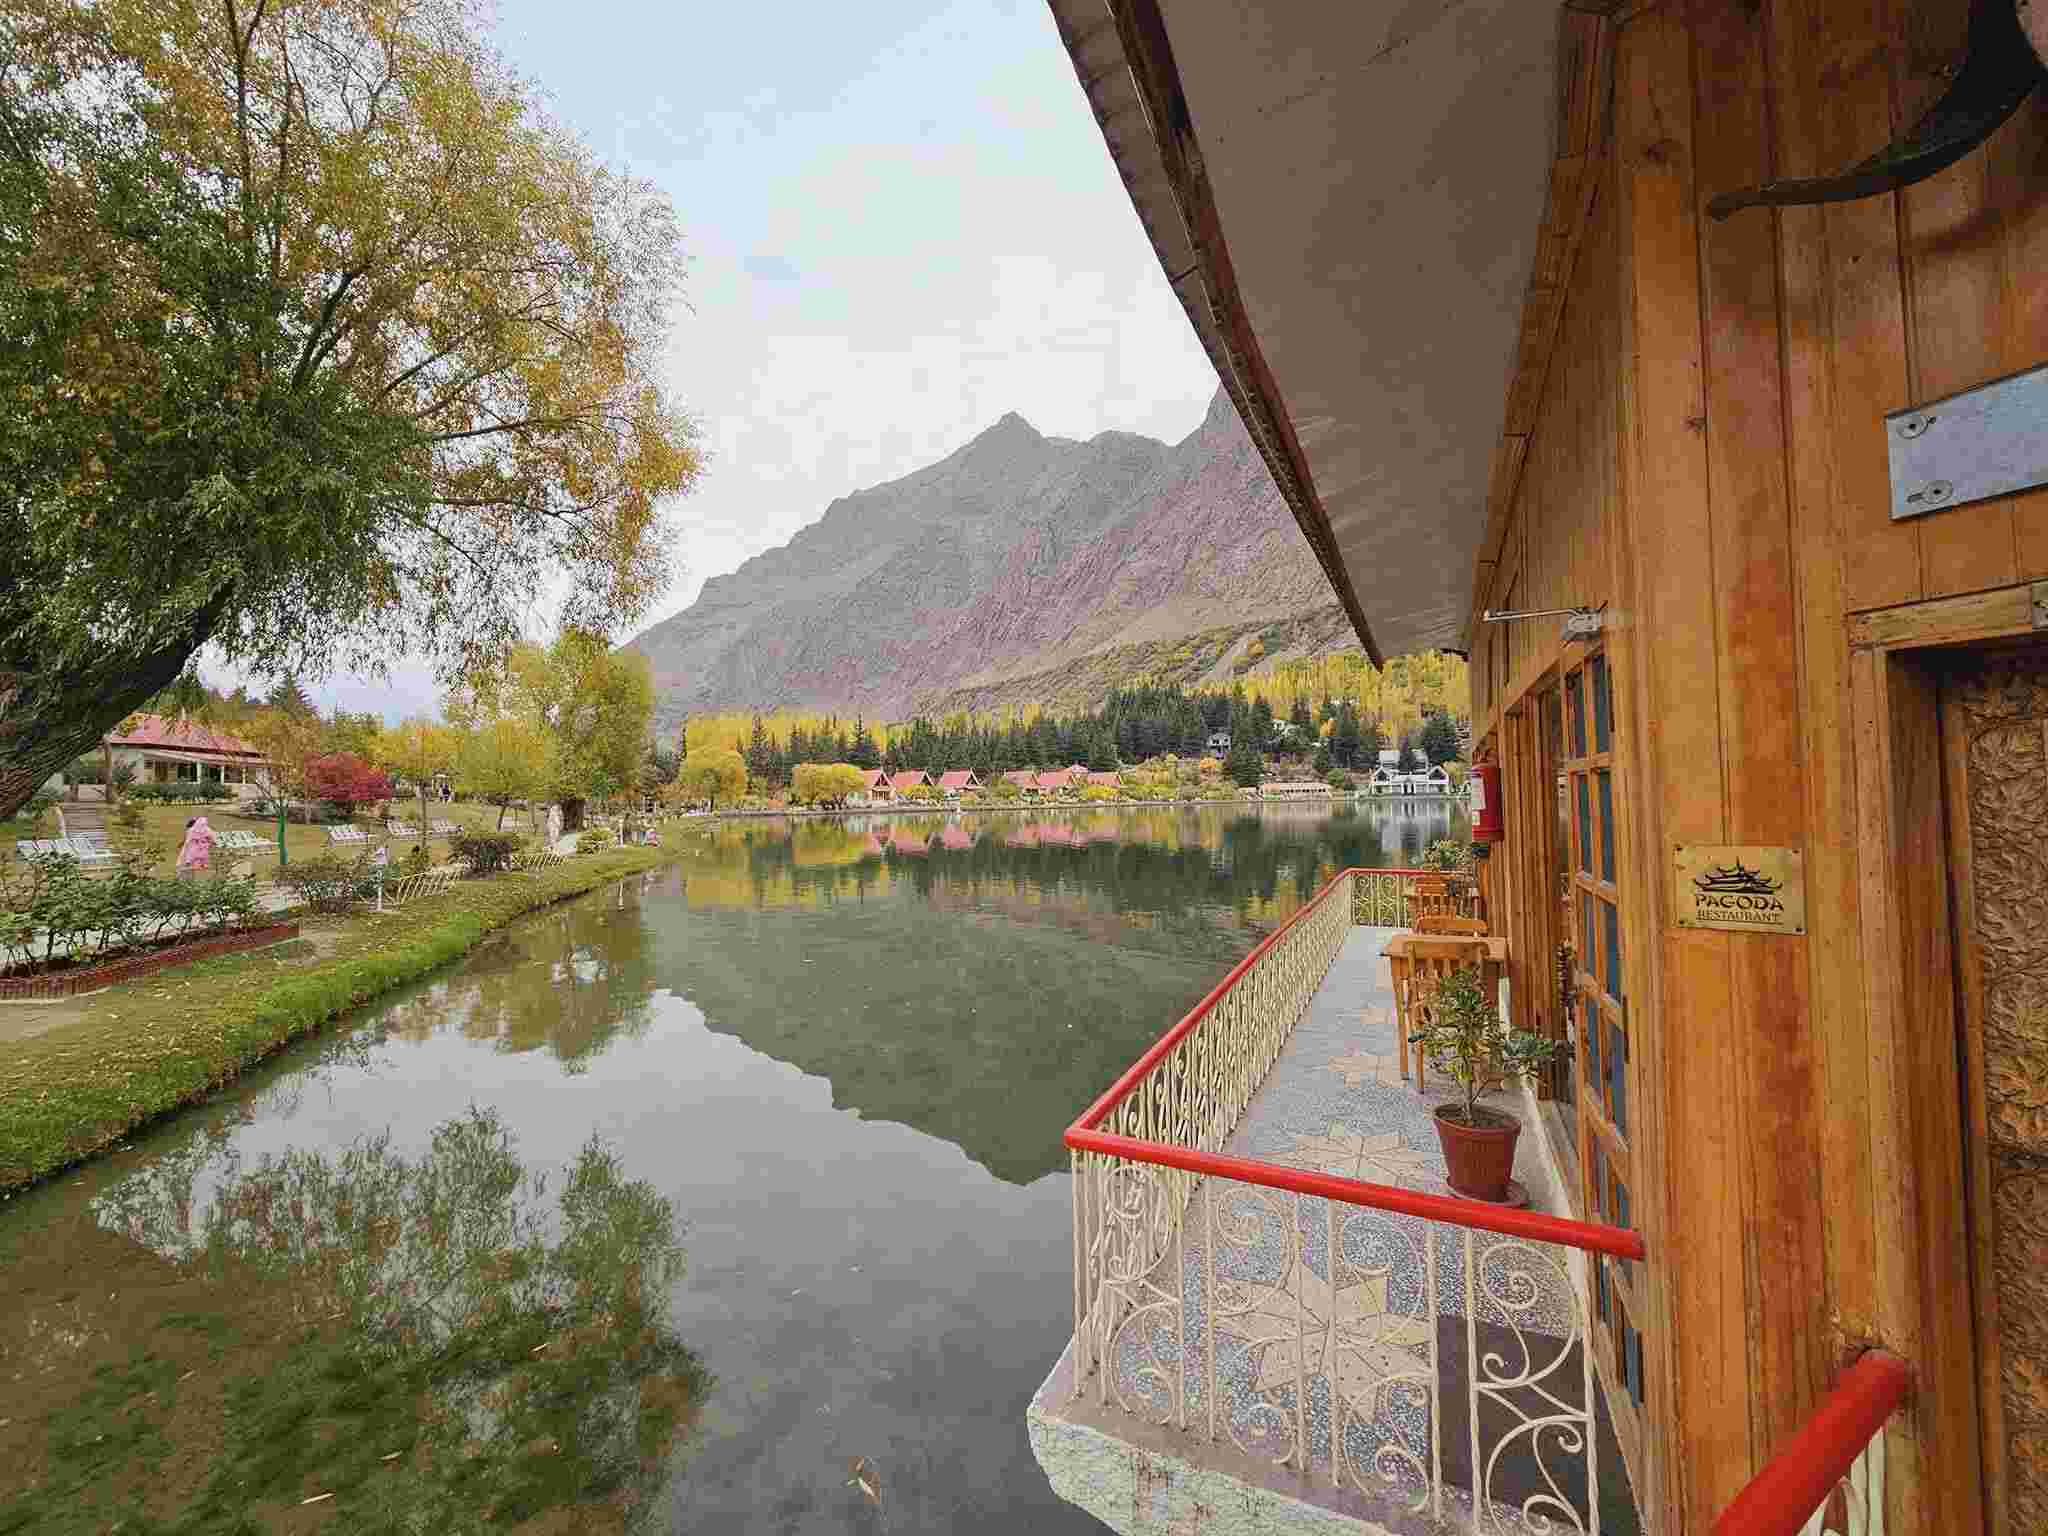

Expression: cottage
xmin=103 ymin=714 xmax=270 ymax=797
xmin=854 ymin=768 xmax=890 ymax=805
xmin=934 ymin=769 xmax=982 ymax=798
xmin=1081 ymin=771 xmax=1122 ymax=790
xmin=999 ymin=769 xmax=1040 ymax=795
xmin=886 ymin=769 xmax=930 ymax=797
xmin=1204 ymin=731 xmax=1231 ymax=753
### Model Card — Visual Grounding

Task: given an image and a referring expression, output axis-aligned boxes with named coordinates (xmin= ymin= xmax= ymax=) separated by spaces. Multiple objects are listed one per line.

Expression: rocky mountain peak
xmin=625 ymin=385 xmax=1345 ymax=725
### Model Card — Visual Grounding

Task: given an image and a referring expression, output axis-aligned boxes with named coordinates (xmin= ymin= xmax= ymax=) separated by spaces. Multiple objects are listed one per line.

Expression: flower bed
xmin=0 ymin=922 xmax=301 ymax=1000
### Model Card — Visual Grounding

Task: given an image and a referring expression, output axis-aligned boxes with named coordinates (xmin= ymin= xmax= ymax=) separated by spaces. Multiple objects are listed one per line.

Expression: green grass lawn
xmin=0 ymin=836 xmax=677 ymax=1191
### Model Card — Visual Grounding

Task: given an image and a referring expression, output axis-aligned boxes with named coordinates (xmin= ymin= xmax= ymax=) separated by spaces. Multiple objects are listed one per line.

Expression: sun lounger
xmin=429 ymin=820 xmax=460 ymax=837
xmin=325 ymin=824 xmax=372 ymax=847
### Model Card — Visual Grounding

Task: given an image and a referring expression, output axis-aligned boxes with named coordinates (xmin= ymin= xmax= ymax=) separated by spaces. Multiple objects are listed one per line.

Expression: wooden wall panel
xmin=1691 ymin=0 xmax=1829 ymax=1460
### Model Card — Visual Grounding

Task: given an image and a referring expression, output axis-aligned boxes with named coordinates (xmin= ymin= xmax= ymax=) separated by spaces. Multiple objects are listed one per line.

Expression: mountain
xmin=625 ymin=386 xmax=1356 ymax=728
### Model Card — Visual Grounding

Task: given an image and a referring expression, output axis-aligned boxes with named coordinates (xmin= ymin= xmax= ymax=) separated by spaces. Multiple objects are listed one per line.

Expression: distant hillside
xmin=624 ymin=387 xmax=1355 ymax=729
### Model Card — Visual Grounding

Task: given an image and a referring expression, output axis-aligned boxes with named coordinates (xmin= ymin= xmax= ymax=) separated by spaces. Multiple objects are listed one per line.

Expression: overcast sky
xmin=216 ymin=0 xmax=1217 ymax=721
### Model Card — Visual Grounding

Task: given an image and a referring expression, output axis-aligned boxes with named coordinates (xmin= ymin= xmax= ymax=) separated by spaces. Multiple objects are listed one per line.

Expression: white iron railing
xmin=1065 ymin=866 xmax=1644 ymax=1533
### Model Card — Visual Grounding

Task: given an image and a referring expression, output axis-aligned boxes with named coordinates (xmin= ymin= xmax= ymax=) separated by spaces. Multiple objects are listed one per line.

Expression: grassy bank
xmin=0 ymin=842 xmax=674 ymax=1192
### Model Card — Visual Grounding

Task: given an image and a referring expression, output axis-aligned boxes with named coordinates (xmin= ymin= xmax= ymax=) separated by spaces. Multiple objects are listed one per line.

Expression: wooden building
xmin=1049 ymin=0 xmax=2048 ymax=1530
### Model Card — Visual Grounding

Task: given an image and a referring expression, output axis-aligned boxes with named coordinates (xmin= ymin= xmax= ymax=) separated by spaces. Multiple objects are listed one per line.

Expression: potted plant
xmin=1407 ymin=965 xmax=1563 ymax=1201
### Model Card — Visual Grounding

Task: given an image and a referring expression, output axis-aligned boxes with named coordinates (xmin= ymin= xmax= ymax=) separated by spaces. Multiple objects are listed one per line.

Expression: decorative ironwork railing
xmin=1711 ymin=1350 xmax=1909 ymax=1536
xmin=1065 ymin=866 xmax=1646 ymax=1533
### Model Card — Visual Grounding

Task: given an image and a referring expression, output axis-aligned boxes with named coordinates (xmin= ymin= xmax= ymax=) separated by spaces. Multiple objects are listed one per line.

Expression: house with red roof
xmin=103 ymin=713 xmax=270 ymax=798
xmin=1033 ymin=769 xmax=1083 ymax=794
xmin=1000 ymin=769 xmax=1040 ymax=794
xmin=934 ymin=769 xmax=982 ymax=797
xmin=887 ymin=769 xmax=930 ymax=796
xmin=855 ymin=768 xmax=890 ymax=804
xmin=1083 ymin=771 xmax=1123 ymax=790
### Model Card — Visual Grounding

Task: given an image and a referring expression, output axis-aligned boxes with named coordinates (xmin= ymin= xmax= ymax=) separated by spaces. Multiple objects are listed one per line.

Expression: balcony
xmin=1028 ymin=870 xmax=1645 ymax=1535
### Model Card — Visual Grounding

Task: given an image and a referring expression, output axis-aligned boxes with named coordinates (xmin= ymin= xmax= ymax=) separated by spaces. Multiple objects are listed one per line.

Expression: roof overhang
xmin=1047 ymin=0 xmax=1615 ymax=659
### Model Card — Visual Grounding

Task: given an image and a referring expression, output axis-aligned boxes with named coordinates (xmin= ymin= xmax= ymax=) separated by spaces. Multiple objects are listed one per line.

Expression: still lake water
xmin=2 ymin=799 xmax=1463 ymax=1534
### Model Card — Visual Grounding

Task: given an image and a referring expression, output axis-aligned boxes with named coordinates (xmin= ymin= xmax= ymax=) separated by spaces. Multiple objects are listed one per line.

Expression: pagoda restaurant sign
xmin=1672 ymin=845 xmax=1806 ymax=936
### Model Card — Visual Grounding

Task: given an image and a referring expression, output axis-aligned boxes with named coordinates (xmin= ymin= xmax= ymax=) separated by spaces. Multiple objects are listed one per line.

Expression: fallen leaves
xmin=845 ymin=1455 xmax=881 ymax=1507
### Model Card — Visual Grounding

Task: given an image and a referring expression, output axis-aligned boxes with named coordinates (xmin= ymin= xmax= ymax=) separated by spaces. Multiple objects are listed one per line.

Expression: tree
xmin=459 ymin=717 xmax=556 ymax=830
xmin=1420 ymin=710 xmax=1461 ymax=767
xmin=848 ymin=720 xmax=880 ymax=770
xmin=676 ymin=749 xmax=745 ymax=811
xmin=1312 ymin=743 xmax=1333 ymax=778
xmin=267 ymin=678 xmax=314 ymax=718
xmin=0 ymin=0 xmax=700 ymax=819
xmin=1225 ymin=739 xmax=1263 ymax=788
xmin=790 ymin=762 xmax=865 ymax=808
xmin=241 ymin=707 xmax=328 ymax=814
xmin=1397 ymin=737 xmax=1423 ymax=774
xmin=375 ymin=718 xmax=462 ymax=829
xmin=304 ymin=752 xmax=393 ymax=819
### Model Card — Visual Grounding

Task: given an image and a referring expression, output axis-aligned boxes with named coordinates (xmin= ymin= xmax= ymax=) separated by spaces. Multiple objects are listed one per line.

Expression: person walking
xmin=176 ymin=815 xmax=214 ymax=881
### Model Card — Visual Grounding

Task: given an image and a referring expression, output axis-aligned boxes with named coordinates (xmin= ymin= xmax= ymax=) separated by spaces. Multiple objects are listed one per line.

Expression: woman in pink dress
xmin=176 ymin=815 xmax=214 ymax=881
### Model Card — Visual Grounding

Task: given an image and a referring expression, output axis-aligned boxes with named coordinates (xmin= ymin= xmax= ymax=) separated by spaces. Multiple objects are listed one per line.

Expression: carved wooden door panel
xmin=1942 ymin=640 xmax=2048 ymax=1536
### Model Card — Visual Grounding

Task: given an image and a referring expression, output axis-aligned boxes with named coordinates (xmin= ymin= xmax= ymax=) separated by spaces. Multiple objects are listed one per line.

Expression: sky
xmin=218 ymin=0 xmax=1217 ymax=722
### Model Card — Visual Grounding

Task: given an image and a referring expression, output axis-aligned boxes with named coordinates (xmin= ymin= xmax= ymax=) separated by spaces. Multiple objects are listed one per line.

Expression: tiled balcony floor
xmin=1030 ymin=926 xmax=1641 ymax=1536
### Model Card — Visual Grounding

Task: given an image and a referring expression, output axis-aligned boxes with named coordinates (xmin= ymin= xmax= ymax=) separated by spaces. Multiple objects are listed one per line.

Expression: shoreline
xmin=0 ymin=844 xmax=676 ymax=1195
xmin=680 ymin=792 xmax=1466 ymax=821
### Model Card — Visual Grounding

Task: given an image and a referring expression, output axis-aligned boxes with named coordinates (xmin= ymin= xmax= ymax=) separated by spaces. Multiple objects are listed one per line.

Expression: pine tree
xmin=848 ymin=718 xmax=880 ymax=769
xmin=267 ymin=675 xmax=312 ymax=716
xmin=1419 ymin=709 xmax=1461 ymax=766
xmin=1398 ymin=736 xmax=1422 ymax=774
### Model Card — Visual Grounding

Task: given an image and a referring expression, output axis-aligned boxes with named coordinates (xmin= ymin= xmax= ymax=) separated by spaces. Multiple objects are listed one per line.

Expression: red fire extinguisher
xmin=1470 ymin=761 xmax=1504 ymax=844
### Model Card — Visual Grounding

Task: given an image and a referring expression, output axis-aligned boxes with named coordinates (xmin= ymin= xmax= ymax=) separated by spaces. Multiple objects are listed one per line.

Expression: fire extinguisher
xmin=1470 ymin=761 xmax=1504 ymax=844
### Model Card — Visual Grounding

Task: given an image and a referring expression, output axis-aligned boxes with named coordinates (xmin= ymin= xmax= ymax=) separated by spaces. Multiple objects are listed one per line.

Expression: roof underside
xmin=1048 ymin=0 xmax=1563 ymax=658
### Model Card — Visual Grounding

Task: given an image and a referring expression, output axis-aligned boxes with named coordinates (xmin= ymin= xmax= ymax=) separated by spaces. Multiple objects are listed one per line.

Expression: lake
xmin=0 ymin=798 xmax=1466 ymax=1533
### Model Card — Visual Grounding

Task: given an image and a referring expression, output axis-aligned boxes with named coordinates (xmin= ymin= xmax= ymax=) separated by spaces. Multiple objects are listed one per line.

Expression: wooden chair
xmin=1407 ymin=875 xmax=1457 ymax=924
xmin=1393 ymin=935 xmax=1493 ymax=1089
xmin=1415 ymin=912 xmax=1488 ymax=936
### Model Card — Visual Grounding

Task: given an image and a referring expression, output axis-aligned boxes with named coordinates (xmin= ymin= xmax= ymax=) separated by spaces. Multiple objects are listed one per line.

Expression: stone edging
xmin=0 ymin=923 xmax=302 ymax=1001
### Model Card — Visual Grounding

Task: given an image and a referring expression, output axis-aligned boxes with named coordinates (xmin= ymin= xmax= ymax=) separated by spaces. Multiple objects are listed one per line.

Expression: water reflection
xmin=0 ymin=801 xmax=1462 ymax=1535
xmin=3 ymin=1110 xmax=702 ymax=1532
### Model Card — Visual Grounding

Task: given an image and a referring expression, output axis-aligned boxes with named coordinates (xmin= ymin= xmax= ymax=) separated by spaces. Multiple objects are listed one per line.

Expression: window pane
xmin=1590 ymin=1142 xmax=1606 ymax=1221
xmin=1609 ymin=1015 xmax=1628 ymax=1134
xmin=1583 ymin=995 xmax=1601 ymax=1095
xmin=1568 ymin=671 xmax=1586 ymax=757
xmin=1595 ymin=1257 xmax=1610 ymax=1323
xmin=1592 ymin=655 xmax=1612 ymax=753
xmin=1576 ymin=777 xmax=1593 ymax=873
xmin=1613 ymin=1175 xmax=1631 ymax=1231
xmin=1603 ymin=901 xmax=1623 ymax=1002
xmin=1625 ymin=1321 xmax=1643 ymax=1407
xmin=1598 ymin=771 xmax=1615 ymax=881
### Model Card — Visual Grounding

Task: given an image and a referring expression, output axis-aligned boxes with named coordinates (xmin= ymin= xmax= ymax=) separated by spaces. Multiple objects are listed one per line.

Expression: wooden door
xmin=1941 ymin=639 xmax=2048 ymax=1535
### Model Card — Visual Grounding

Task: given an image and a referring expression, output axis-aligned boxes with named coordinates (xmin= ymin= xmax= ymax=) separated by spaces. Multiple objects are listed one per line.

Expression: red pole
xmin=1710 ymin=1351 xmax=1911 ymax=1536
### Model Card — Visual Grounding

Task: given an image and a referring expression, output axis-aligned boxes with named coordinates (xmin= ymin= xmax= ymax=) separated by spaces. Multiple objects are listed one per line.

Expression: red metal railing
xmin=1064 ymin=865 xmax=1647 ymax=1265
xmin=1061 ymin=865 xmax=1646 ymax=1526
xmin=1711 ymin=1351 xmax=1910 ymax=1535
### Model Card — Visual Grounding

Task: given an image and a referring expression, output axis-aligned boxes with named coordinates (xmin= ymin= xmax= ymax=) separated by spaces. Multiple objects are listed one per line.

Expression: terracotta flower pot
xmin=1433 ymin=1105 xmax=1521 ymax=1202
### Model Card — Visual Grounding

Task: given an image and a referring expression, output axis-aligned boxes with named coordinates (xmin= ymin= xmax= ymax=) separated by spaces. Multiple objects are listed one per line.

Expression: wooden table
xmin=1380 ymin=932 xmax=1510 ymax=1087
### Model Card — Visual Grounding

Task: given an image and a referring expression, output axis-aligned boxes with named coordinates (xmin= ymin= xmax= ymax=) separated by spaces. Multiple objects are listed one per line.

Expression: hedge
xmin=0 ymin=844 xmax=671 ymax=1191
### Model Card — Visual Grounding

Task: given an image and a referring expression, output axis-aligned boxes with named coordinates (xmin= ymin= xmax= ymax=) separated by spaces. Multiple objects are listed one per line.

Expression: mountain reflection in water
xmin=0 ymin=800 xmax=1463 ymax=1535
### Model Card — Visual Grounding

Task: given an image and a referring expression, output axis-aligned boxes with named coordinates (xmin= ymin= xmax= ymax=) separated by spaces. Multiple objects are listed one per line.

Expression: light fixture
xmin=1479 ymin=604 xmax=1605 ymax=641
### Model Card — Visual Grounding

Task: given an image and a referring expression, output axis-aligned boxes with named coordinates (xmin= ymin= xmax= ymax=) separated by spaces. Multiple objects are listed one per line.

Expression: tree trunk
xmin=0 ymin=599 xmax=221 ymax=822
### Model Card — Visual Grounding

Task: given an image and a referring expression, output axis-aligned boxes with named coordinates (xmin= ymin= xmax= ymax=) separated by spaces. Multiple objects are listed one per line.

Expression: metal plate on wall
xmin=1887 ymin=363 xmax=2048 ymax=521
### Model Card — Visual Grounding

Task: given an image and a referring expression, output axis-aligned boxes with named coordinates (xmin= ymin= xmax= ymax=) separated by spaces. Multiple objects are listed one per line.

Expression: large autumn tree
xmin=0 ymin=0 xmax=699 ymax=818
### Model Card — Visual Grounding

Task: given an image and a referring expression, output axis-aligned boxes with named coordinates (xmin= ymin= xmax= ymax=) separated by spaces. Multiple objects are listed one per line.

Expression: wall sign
xmin=1672 ymin=845 xmax=1805 ymax=935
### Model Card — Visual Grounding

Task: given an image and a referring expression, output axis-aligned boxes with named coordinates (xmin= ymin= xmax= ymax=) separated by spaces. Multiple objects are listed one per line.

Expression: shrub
xmin=1 ymin=852 xmax=265 ymax=971
xmin=127 ymin=782 xmax=233 ymax=804
xmin=578 ymin=825 xmax=618 ymax=854
xmin=449 ymin=829 xmax=521 ymax=876
xmin=1326 ymin=771 xmax=1349 ymax=790
xmin=111 ymin=800 xmax=145 ymax=832
xmin=277 ymin=854 xmax=373 ymax=915
xmin=1078 ymin=785 xmax=1118 ymax=803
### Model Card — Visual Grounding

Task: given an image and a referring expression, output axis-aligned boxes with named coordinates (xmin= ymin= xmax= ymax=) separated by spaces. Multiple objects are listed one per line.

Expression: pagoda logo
xmin=1692 ymin=860 xmax=1781 ymax=897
